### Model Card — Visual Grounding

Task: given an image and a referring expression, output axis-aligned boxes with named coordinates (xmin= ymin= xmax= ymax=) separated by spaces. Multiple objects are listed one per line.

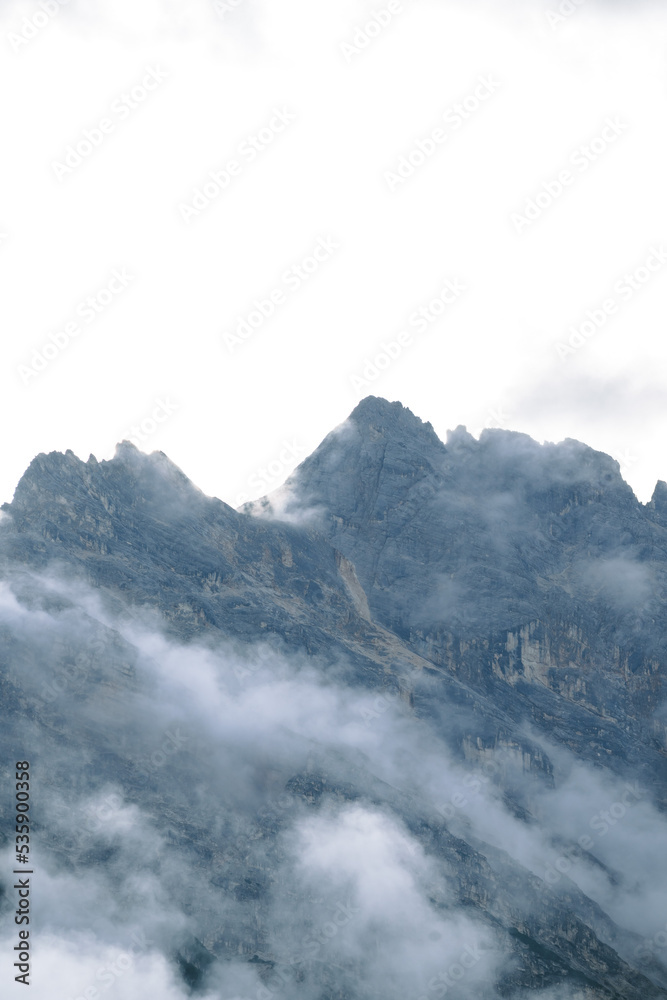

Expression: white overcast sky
xmin=1 ymin=0 xmax=666 ymax=506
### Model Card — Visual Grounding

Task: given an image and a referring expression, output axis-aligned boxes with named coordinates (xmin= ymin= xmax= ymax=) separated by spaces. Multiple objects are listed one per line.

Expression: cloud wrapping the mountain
xmin=1 ymin=560 xmax=666 ymax=998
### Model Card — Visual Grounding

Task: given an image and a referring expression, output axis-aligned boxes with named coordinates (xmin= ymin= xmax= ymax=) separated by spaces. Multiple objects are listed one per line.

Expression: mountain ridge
xmin=1 ymin=396 xmax=666 ymax=999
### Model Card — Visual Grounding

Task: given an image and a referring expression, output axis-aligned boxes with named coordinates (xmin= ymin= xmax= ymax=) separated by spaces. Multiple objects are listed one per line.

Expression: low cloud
xmin=1 ymin=564 xmax=666 ymax=997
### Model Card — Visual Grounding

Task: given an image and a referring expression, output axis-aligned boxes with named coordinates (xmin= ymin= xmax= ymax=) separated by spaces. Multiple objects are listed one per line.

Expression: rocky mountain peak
xmin=445 ymin=423 xmax=476 ymax=449
xmin=2 ymin=398 xmax=667 ymax=1000
xmin=349 ymin=394 xmax=442 ymax=443
xmin=4 ymin=442 xmax=209 ymax=524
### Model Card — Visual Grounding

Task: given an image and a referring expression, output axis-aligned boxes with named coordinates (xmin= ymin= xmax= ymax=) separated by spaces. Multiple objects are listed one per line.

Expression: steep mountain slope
xmin=0 ymin=400 xmax=665 ymax=1000
xmin=248 ymin=396 xmax=667 ymax=797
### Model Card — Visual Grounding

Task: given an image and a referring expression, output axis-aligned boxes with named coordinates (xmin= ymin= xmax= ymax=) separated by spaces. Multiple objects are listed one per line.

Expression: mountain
xmin=246 ymin=396 xmax=667 ymax=792
xmin=0 ymin=397 xmax=666 ymax=1000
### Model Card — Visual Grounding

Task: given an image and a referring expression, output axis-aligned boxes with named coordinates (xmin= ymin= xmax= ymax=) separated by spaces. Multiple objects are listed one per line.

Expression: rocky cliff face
xmin=0 ymin=398 xmax=666 ymax=1000
xmin=248 ymin=397 xmax=667 ymax=793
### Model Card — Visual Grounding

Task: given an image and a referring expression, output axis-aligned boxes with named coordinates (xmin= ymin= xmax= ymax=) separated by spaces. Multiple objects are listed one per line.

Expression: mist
xmin=1 ymin=556 xmax=666 ymax=998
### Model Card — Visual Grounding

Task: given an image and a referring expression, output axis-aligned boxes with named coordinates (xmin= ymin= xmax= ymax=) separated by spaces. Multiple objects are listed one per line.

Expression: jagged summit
xmin=278 ymin=396 xmax=447 ymax=504
xmin=114 ymin=439 xmax=142 ymax=458
xmin=262 ymin=398 xmax=635 ymax=531
xmin=1 ymin=399 xmax=667 ymax=999
xmin=246 ymin=398 xmax=667 ymax=707
xmin=311 ymin=395 xmax=447 ymax=471
xmin=3 ymin=441 xmax=206 ymax=522
xmin=287 ymin=398 xmax=633 ymax=505
xmin=348 ymin=395 xmax=440 ymax=440
xmin=445 ymin=424 xmax=476 ymax=448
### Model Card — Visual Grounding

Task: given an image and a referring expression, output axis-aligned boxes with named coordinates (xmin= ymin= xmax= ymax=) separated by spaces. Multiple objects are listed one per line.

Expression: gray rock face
xmin=0 ymin=401 xmax=666 ymax=1000
xmin=250 ymin=396 xmax=667 ymax=795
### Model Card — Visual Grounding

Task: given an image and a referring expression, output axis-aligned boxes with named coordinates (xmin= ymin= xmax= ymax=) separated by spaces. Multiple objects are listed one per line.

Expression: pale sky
xmin=1 ymin=0 xmax=666 ymax=506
